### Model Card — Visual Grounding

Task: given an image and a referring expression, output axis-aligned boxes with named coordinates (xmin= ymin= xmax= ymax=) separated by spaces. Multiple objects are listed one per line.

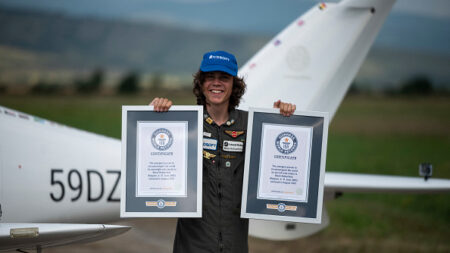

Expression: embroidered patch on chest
xmin=223 ymin=140 xmax=244 ymax=152
xmin=221 ymin=154 xmax=237 ymax=159
xmin=203 ymin=138 xmax=217 ymax=150
xmin=205 ymin=117 xmax=213 ymax=124
xmin=203 ymin=150 xmax=216 ymax=159
xmin=224 ymin=130 xmax=245 ymax=138
xmin=203 ymin=131 xmax=212 ymax=137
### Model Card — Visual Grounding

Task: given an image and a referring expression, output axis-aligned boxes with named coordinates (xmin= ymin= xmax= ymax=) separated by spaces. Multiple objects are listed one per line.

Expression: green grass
xmin=1 ymin=93 xmax=449 ymax=252
xmin=0 ymin=92 xmax=195 ymax=138
xmin=327 ymin=134 xmax=450 ymax=177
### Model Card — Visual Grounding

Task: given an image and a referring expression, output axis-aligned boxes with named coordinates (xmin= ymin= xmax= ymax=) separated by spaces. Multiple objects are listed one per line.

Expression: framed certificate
xmin=120 ymin=106 xmax=203 ymax=217
xmin=241 ymin=108 xmax=329 ymax=223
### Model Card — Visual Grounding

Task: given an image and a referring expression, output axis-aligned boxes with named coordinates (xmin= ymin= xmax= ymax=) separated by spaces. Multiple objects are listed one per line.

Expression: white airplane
xmin=1 ymin=0 xmax=449 ymax=251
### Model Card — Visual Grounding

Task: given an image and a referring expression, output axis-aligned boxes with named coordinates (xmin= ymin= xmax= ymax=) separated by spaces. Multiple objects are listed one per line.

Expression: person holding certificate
xmin=150 ymin=50 xmax=296 ymax=253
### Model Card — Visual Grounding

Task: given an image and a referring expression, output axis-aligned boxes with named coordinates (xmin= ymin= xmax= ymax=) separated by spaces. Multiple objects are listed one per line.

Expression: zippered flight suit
xmin=173 ymin=109 xmax=249 ymax=253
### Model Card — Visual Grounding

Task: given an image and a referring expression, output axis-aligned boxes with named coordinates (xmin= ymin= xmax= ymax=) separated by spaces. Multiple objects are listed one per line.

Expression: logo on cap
xmin=209 ymin=55 xmax=230 ymax=61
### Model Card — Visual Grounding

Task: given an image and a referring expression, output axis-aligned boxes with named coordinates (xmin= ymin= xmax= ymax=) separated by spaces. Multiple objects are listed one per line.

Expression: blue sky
xmin=1 ymin=0 xmax=449 ymax=54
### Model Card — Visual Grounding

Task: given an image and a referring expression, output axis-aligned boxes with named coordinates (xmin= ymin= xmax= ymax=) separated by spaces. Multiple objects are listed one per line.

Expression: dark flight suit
xmin=173 ymin=109 xmax=249 ymax=253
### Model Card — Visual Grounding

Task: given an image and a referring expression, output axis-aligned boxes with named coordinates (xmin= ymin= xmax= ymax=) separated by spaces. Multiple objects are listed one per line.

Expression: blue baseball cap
xmin=200 ymin=50 xmax=238 ymax=76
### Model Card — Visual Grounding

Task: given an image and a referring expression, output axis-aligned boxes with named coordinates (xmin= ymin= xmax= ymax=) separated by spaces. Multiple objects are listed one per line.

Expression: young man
xmin=151 ymin=51 xmax=295 ymax=253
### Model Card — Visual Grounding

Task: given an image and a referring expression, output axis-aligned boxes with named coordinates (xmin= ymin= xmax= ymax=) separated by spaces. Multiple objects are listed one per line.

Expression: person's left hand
xmin=273 ymin=100 xmax=296 ymax=117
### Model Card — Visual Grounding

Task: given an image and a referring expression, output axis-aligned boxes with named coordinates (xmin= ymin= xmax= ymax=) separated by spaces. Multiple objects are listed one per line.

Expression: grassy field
xmin=1 ymin=93 xmax=449 ymax=252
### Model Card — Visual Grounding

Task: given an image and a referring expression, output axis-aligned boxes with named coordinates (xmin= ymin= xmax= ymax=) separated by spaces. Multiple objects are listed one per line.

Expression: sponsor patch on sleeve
xmin=223 ymin=140 xmax=244 ymax=152
xmin=203 ymin=138 xmax=217 ymax=150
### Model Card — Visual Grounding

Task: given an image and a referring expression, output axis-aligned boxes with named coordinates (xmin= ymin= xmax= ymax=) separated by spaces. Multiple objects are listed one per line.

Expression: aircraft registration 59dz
xmin=0 ymin=106 xmax=125 ymax=252
xmin=1 ymin=0 xmax=450 ymax=252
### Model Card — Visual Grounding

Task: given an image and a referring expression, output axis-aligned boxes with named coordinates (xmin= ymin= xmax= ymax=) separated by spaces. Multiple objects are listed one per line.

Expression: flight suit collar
xmin=203 ymin=109 xmax=237 ymax=127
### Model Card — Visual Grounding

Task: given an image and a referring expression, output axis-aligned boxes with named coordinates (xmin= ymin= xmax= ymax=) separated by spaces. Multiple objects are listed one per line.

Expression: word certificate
xmin=136 ymin=121 xmax=188 ymax=197
xmin=257 ymin=123 xmax=312 ymax=203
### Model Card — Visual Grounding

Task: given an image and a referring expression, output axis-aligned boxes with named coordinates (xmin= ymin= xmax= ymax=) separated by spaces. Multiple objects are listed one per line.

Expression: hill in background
xmin=0 ymin=6 xmax=269 ymax=87
xmin=1 ymin=6 xmax=449 ymax=90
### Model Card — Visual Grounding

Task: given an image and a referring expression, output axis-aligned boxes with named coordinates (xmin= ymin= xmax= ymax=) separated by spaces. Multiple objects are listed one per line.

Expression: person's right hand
xmin=149 ymin=97 xmax=173 ymax=112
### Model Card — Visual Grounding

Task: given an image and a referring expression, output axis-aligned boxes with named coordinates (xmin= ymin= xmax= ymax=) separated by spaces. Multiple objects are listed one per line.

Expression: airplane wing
xmin=325 ymin=172 xmax=450 ymax=193
xmin=249 ymin=173 xmax=450 ymax=240
xmin=0 ymin=223 xmax=130 ymax=252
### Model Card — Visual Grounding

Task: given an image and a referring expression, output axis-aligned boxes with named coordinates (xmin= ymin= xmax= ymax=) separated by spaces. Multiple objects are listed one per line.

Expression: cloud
xmin=393 ymin=0 xmax=450 ymax=19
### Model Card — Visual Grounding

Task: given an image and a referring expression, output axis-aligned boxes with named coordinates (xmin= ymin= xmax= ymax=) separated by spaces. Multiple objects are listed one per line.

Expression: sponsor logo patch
xmin=221 ymin=154 xmax=237 ymax=159
xmin=203 ymin=131 xmax=212 ymax=137
xmin=223 ymin=140 xmax=244 ymax=152
xmin=209 ymin=55 xmax=230 ymax=61
xmin=203 ymin=138 xmax=217 ymax=150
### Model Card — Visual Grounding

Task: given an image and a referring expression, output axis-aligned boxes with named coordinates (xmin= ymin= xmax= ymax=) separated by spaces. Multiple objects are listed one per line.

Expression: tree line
xmin=0 ymin=69 xmax=169 ymax=95
xmin=348 ymin=75 xmax=450 ymax=96
xmin=35 ymin=69 xmax=143 ymax=95
xmin=0 ymin=70 xmax=448 ymax=96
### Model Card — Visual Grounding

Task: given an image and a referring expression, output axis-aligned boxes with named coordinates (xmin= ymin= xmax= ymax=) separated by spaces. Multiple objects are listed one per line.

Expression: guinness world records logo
xmin=157 ymin=199 xmax=165 ymax=209
xmin=151 ymin=128 xmax=173 ymax=151
xmin=275 ymin=132 xmax=298 ymax=154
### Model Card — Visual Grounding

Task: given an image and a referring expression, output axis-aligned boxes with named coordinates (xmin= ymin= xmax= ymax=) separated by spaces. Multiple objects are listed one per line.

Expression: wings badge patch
xmin=224 ymin=130 xmax=245 ymax=138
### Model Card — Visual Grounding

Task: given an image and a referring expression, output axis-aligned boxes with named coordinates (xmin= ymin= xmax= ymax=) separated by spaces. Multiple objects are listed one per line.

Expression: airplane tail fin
xmin=241 ymin=0 xmax=397 ymax=241
xmin=239 ymin=0 xmax=396 ymax=119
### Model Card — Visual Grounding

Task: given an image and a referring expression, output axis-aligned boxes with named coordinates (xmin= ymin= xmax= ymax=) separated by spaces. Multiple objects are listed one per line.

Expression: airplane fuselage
xmin=0 ymin=108 xmax=121 ymax=223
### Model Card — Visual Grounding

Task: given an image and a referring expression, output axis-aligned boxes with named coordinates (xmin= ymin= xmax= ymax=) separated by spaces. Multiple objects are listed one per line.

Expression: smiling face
xmin=202 ymin=71 xmax=233 ymax=108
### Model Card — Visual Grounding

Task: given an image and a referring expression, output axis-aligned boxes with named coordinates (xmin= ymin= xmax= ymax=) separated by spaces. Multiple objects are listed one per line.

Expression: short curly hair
xmin=192 ymin=70 xmax=246 ymax=111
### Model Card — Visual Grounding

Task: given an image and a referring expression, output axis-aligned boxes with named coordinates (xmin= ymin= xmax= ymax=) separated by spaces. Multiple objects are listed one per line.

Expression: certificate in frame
xmin=120 ymin=106 xmax=203 ymax=217
xmin=241 ymin=107 xmax=329 ymax=223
